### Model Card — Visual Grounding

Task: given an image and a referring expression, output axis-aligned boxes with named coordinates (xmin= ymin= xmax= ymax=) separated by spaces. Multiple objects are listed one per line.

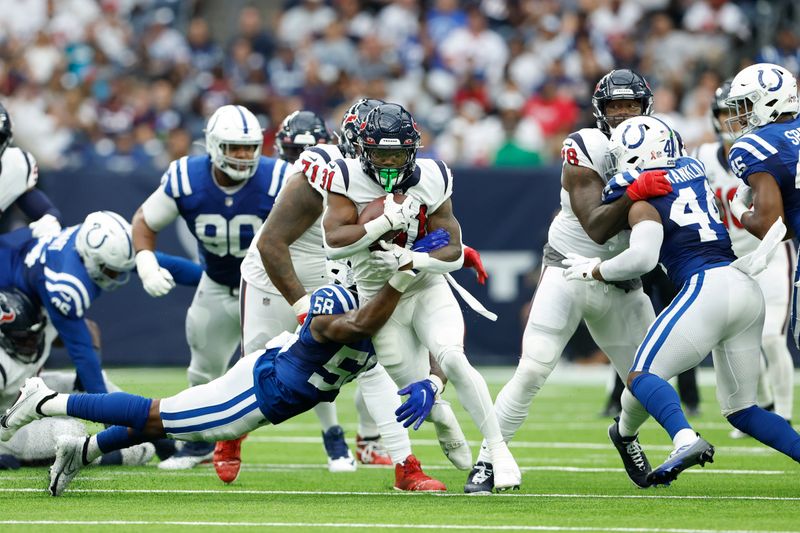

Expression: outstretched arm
xmin=259 ymin=173 xmax=323 ymax=305
xmin=311 ymin=270 xmax=416 ymax=344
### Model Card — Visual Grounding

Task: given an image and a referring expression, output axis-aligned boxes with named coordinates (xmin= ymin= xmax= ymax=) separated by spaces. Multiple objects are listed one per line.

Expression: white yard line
xmin=0 ymin=520 xmax=792 ymax=533
xmin=1 ymin=487 xmax=799 ymax=502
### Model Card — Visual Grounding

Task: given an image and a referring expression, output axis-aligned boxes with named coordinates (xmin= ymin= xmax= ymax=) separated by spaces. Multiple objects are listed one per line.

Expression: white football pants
xmin=632 ymin=266 xmax=764 ymax=417
xmin=185 ymin=273 xmax=241 ymax=386
xmin=492 ymin=266 xmax=655 ymax=444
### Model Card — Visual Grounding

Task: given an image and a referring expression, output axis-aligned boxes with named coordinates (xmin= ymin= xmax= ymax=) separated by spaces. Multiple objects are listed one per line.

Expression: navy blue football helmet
xmin=275 ymin=110 xmax=331 ymax=164
xmin=0 ymin=103 xmax=12 ymax=159
xmin=711 ymin=79 xmax=736 ymax=143
xmin=0 ymin=289 xmax=47 ymax=364
xmin=339 ymin=98 xmax=384 ymax=158
xmin=358 ymin=103 xmax=421 ymax=192
xmin=592 ymin=69 xmax=653 ymax=135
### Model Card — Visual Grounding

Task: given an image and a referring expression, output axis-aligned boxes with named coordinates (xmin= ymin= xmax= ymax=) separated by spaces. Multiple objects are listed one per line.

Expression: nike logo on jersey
xmin=320 ymin=289 xmax=334 ymax=297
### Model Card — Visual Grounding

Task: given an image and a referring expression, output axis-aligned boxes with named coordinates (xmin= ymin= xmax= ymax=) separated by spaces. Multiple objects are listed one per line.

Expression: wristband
xmin=292 ymin=294 xmax=311 ymax=315
xmin=135 ymin=249 xmax=159 ymax=272
xmin=427 ymin=374 xmax=445 ymax=396
xmin=364 ymin=216 xmax=393 ymax=241
xmin=388 ymin=270 xmax=416 ymax=293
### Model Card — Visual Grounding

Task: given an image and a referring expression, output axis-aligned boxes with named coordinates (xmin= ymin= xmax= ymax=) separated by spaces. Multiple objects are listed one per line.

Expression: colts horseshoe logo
xmin=86 ymin=223 xmax=108 ymax=249
xmin=621 ymin=124 xmax=647 ymax=149
xmin=757 ymin=68 xmax=784 ymax=92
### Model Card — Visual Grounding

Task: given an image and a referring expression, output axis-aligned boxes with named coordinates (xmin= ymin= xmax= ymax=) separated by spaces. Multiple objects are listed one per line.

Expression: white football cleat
xmin=428 ymin=400 xmax=473 ymax=470
xmin=0 ymin=377 xmax=57 ymax=442
xmin=49 ymin=435 xmax=88 ymax=496
xmin=729 ymin=428 xmax=749 ymax=439
xmin=490 ymin=442 xmax=521 ymax=491
xmin=157 ymin=441 xmax=214 ymax=470
xmin=120 ymin=443 xmax=157 ymax=466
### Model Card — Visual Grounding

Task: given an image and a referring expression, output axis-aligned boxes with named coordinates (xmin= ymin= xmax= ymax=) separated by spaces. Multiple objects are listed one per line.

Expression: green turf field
xmin=1 ymin=366 xmax=799 ymax=532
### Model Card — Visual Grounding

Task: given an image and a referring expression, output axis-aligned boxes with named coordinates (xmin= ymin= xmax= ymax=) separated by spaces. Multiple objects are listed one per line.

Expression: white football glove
xmin=367 ymin=241 xmax=414 ymax=277
xmin=383 ymin=194 xmax=420 ymax=232
xmin=562 ymin=252 xmax=601 ymax=282
xmin=730 ymin=183 xmax=753 ymax=222
xmin=29 ymin=214 xmax=61 ymax=239
xmin=135 ymin=250 xmax=176 ymax=297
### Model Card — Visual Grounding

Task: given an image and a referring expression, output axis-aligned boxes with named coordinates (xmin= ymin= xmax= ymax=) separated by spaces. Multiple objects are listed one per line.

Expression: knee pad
xmin=186 ymin=304 xmax=211 ymax=352
xmin=187 ymin=365 xmax=216 ymax=387
xmin=521 ymin=325 xmax=565 ymax=368
xmin=514 ymin=357 xmax=554 ymax=393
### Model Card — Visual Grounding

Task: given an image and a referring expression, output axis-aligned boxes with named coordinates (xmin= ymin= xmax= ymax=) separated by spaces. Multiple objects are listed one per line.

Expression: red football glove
xmin=463 ymin=246 xmax=488 ymax=285
xmin=626 ymin=170 xmax=672 ymax=201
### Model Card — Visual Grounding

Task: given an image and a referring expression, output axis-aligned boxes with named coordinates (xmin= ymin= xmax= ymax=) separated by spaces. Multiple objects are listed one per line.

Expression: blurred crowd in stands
xmin=0 ymin=0 xmax=798 ymax=172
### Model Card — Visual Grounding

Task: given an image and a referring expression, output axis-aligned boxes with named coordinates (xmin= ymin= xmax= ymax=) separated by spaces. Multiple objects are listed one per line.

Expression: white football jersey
xmin=548 ymin=128 xmax=630 ymax=260
xmin=324 ymin=157 xmax=454 ymax=297
xmin=694 ymin=141 xmax=758 ymax=257
xmin=0 ymin=323 xmax=57 ymax=411
xmin=240 ymin=144 xmax=343 ymax=294
xmin=0 ymin=147 xmax=38 ymax=213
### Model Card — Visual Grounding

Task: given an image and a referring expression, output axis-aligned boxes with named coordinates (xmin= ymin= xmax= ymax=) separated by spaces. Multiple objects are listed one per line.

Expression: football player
xmin=321 ymin=103 xmax=521 ymax=492
xmin=131 ymin=104 xmax=289 ymax=469
xmin=698 ymin=79 xmax=795 ymax=434
xmin=236 ymin=106 xmax=382 ymax=477
xmin=235 ymin=101 xmax=456 ymax=490
xmin=0 ymin=102 xmax=62 ymax=239
xmin=1 ymin=260 xmax=444 ymax=496
xmin=0 ymin=211 xmax=136 ymax=396
xmin=565 ymin=115 xmax=800 ymax=485
xmin=465 ymin=70 xmax=672 ymax=492
xmin=0 ymin=288 xmax=154 ymax=469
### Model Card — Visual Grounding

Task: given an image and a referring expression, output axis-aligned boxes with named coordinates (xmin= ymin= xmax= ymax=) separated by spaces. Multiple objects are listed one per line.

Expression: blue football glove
xmin=411 ymin=228 xmax=450 ymax=253
xmin=395 ymin=378 xmax=438 ymax=430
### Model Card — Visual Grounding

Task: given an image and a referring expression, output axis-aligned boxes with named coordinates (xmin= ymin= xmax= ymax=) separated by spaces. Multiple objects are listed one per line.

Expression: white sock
xmin=618 ymin=388 xmax=649 ymax=438
xmin=673 ymin=428 xmax=698 ymax=450
xmin=39 ymin=393 xmax=69 ymax=416
xmin=353 ymin=384 xmax=379 ymax=438
xmin=85 ymin=435 xmax=103 ymax=464
xmin=438 ymin=349 xmax=503 ymax=444
xmin=313 ymin=402 xmax=339 ymax=432
xmin=476 ymin=441 xmax=491 ymax=463
xmin=357 ymin=367 xmax=411 ymax=464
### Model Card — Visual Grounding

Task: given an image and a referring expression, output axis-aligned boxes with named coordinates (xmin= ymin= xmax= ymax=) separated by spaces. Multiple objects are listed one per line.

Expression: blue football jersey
xmin=603 ymin=157 xmax=735 ymax=286
xmin=0 ymin=226 xmax=108 ymax=393
xmin=160 ymin=154 xmax=289 ymax=288
xmin=728 ymin=115 xmax=800 ymax=236
xmin=252 ymin=284 xmax=377 ymax=424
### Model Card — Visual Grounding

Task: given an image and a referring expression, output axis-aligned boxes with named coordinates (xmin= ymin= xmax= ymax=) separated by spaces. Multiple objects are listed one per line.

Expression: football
xmin=357 ymin=193 xmax=407 ymax=249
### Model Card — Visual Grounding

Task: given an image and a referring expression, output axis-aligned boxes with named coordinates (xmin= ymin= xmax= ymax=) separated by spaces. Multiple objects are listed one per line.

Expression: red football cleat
xmin=356 ymin=434 xmax=392 ymax=466
xmin=394 ymin=455 xmax=446 ymax=492
xmin=213 ymin=434 xmax=247 ymax=484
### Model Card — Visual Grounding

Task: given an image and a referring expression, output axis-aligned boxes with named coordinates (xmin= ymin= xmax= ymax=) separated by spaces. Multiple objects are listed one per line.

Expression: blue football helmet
xmin=0 ymin=289 xmax=47 ymax=364
xmin=357 ymin=103 xmax=421 ymax=192
xmin=338 ymin=98 xmax=384 ymax=158
xmin=592 ymin=69 xmax=653 ymax=135
xmin=275 ymin=110 xmax=332 ymax=164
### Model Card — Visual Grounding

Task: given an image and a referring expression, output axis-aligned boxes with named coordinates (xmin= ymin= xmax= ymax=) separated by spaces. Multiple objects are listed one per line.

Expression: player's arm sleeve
xmin=141 ymin=188 xmax=180 ymax=232
xmin=14 ymin=188 xmax=62 ymax=221
xmin=154 ymin=251 xmax=202 ymax=286
xmin=598 ymin=220 xmax=663 ymax=281
xmin=40 ymin=294 xmax=107 ymax=394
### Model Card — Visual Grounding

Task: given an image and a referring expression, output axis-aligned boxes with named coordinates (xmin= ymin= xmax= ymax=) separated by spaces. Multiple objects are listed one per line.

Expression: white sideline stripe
xmin=244 ymin=436 xmax=776 ymax=454
xmin=3 ymin=488 xmax=800 ymax=502
xmin=0 ymin=521 xmax=784 ymax=533
xmin=0 ymin=465 xmax=785 ymax=482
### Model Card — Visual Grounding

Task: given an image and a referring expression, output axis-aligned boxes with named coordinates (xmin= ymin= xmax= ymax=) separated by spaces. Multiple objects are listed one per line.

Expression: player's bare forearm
xmin=132 ymin=207 xmax=158 ymax=252
xmin=311 ymin=281 xmax=404 ymax=343
xmin=743 ymin=172 xmax=786 ymax=240
xmin=564 ymin=164 xmax=632 ymax=244
xmin=260 ymin=176 xmax=323 ymax=303
xmin=423 ymin=199 xmax=463 ymax=263
xmin=322 ymin=192 xmax=366 ymax=249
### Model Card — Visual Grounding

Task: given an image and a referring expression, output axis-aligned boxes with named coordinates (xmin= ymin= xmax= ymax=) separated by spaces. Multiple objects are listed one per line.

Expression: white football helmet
xmin=75 ymin=211 xmax=136 ymax=291
xmin=204 ymin=105 xmax=264 ymax=181
xmin=725 ymin=63 xmax=799 ymax=137
xmin=605 ymin=116 xmax=683 ymax=178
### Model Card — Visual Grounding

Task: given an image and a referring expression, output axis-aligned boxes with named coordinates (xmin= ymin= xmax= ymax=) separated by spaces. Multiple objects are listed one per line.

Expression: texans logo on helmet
xmin=0 ymin=302 xmax=15 ymax=324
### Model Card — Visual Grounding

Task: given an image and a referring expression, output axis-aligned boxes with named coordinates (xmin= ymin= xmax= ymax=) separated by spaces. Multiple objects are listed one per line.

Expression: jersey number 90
xmin=194 ymin=214 xmax=263 ymax=257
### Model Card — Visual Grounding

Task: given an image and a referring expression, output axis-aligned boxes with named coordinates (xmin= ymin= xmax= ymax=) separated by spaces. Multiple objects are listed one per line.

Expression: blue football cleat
xmin=322 ymin=425 xmax=356 ymax=472
xmin=647 ymin=436 xmax=714 ymax=486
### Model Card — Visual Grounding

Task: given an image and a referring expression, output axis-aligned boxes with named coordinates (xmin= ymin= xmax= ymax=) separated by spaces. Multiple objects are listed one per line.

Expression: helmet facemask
xmin=724 ymin=91 xmax=761 ymax=138
xmin=214 ymin=141 xmax=262 ymax=181
xmin=205 ymin=105 xmax=264 ymax=181
xmin=360 ymin=145 xmax=417 ymax=192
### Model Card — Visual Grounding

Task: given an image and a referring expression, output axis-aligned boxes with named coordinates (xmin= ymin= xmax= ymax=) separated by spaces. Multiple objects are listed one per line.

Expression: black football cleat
xmin=608 ymin=417 xmax=652 ymax=488
xmin=647 ymin=436 xmax=714 ymax=486
xmin=464 ymin=461 xmax=494 ymax=494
